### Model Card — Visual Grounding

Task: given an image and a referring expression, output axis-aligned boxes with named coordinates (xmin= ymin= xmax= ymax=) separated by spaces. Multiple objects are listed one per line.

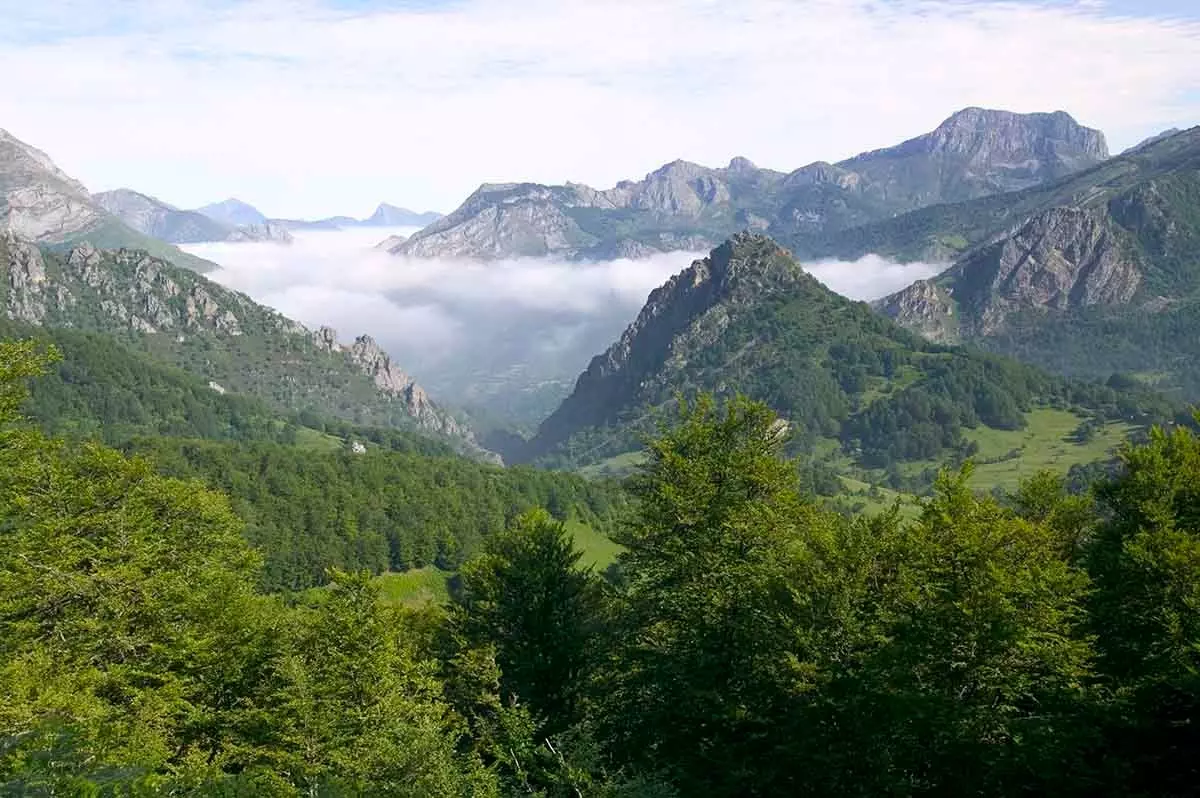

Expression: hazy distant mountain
xmin=196 ymin=198 xmax=268 ymax=228
xmin=876 ymin=126 xmax=1200 ymax=397
xmin=272 ymin=206 xmax=442 ymax=231
xmin=362 ymin=203 xmax=442 ymax=227
xmin=0 ymin=128 xmax=219 ymax=273
xmin=391 ymin=108 xmax=1109 ymax=261
xmin=97 ymin=189 xmax=294 ymax=244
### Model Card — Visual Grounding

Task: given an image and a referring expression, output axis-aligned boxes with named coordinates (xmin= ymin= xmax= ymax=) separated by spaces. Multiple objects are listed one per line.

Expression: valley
xmin=2 ymin=3 xmax=1200 ymax=787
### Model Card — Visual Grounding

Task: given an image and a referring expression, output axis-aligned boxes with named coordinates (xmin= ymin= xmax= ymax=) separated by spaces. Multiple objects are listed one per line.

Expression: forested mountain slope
xmin=0 ymin=232 xmax=488 ymax=454
xmin=525 ymin=233 xmax=1176 ymax=471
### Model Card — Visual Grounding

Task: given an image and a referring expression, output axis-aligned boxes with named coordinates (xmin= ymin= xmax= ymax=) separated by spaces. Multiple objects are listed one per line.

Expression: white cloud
xmin=182 ymin=229 xmax=699 ymax=404
xmin=183 ymin=229 xmax=946 ymax=422
xmin=806 ymin=255 xmax=945 ymax=302
xmin=1 ymin=0 xmax=1197 ymax=218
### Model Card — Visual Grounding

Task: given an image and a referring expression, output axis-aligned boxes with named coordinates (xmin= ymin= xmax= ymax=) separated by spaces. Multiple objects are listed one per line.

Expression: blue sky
xmin=1 ymin=0 xmax=1197 ymax=217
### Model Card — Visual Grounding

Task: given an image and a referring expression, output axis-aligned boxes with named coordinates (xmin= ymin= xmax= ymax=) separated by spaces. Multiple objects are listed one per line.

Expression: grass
xmin=363 ymin=519 xmax=623 ymax=608
xmin=577 ymin=451 xmax=645 ymax=479
xmin=374 ymin=567 xmax=454 ymax=608
xmin=566 ymin=519 xmax=625 ymax=570
xmin=959 ymin=408 xmax=1131 ymax=493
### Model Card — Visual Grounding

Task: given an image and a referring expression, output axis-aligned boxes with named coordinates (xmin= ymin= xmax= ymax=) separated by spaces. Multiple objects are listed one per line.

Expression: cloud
xmin=1 ymin=0 xmax=1198 ymax=217
xmin=805 ymin=255 xmax=945 ymax=302
xmin=184 ymin=229 xmax=946 ymax=426
xmin=183 ymin=229 xmax=699 ymax=411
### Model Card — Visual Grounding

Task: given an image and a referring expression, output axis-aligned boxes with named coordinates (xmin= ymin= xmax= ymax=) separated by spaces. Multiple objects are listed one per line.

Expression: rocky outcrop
xmin=394 ymin=108 xmax=1109 ymax=261
xmin=879 ymin=206 xmax=1141 ymax=341
xmin=225 ymin=220 xmax=294 ymax=244
xmin=0 ymin=130 xmax=104 ymax=242
xmin=875 ymin=279 xmax=958 ymax=343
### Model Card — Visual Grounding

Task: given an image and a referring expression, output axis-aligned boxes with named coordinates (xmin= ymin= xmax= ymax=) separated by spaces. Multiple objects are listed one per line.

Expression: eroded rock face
xmin=879 ymin=206 xmax=1141 ymax=341
xmin=952 ymin=207 xmax=1140 ymax=334
xmin=0 ymin=130 xmax=104 ymax=242
xmin=875 ymin=279 xmax=958 ymax=343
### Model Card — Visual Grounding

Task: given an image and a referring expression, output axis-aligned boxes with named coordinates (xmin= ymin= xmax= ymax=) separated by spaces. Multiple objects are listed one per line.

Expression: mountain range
xmin=0 ymin=129 xmax=220 ymax=273
xmin=875 ymin=126 xmax=1200 ymax=397
xmin=390 ymin=108 xmax=1109 ymax=261
xmin=520 ymin=233 xmax=1173 ymax=483
xmin=95 ymin=193 xmax=442 ymax=244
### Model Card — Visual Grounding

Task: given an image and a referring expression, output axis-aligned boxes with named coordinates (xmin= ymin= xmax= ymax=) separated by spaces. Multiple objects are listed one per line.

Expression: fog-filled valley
xmin=185 ymin=228 xmax=943 ymax=430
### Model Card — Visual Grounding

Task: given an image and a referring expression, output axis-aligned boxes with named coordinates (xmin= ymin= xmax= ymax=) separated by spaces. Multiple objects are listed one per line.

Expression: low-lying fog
xmin=184 ymin=230 xmax=941 ymax=429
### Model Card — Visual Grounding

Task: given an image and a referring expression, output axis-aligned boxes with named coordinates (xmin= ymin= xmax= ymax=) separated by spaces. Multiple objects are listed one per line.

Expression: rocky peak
xmin=727 ymin=156 xmax=758 ymax=172
xmin=0 ymin=129 xmax=103 ymax=242
xmin=923 ymin=107 xmax=1109 ymax=164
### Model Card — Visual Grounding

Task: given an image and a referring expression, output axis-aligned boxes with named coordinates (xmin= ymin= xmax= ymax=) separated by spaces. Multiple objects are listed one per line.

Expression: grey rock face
xmin=225 ymin=220 xmax=294 ymax=244
xmin=879 ymin=206 xmax=1141 ymax=341
xmin=874 ymin=279 xmax=958 ymax=343
xmin=0 ymin=130 xmax=103 ymax=241
xmin=395 ymin=108 xmax=1109 ymax=261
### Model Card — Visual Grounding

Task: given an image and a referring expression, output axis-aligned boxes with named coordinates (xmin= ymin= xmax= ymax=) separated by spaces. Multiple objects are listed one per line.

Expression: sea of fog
xmin=183 ymin=229 xmax=941 ymax=425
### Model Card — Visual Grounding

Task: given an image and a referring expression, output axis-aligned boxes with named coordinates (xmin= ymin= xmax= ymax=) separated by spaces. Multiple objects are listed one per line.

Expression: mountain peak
xmin=924 ymin=107 xmax=1109 ymax=160
xmin=727 ymin=156 xmax=758 ymax=172
xmin=196 ymin=198 xmax=267 ymax=228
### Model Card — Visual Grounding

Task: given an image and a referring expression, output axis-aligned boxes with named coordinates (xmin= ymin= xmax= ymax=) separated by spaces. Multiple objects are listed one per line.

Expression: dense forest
xmin=3 ymin=338 xmax=1199 ymax=796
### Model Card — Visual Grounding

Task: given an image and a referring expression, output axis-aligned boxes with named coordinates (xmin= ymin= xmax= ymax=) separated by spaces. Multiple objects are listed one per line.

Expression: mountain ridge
xmin=0 ymin=230 xmax=492 ymax=458
xmin=391 ymin=108 xmax=1108 ymax=261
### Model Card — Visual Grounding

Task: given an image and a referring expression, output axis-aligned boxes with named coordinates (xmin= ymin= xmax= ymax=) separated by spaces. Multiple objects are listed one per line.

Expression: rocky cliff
xmin=874 ymin=128 xmax=1200 ymax=397
xmin=0 ymin=231 xmax=488 ymax=455
xmin=0 ymin=129 xmax=104 ymax=241
xmin=393 ymin=108 xmax=1108 ymax=261
xmin=879 ymin=207 xmax=1141 ymax=340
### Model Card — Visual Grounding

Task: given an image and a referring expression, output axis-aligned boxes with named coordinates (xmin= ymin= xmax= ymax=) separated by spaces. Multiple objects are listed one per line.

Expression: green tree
xmin=1087 ymin=424 xmax=1200 ymax=795
xmin=453 ymin=508 xmax=605 ymax=732
xmin=602 ymin=395 xmax=826 ymax=795
xmin=268 ymin=570 xmax=495 ymax=796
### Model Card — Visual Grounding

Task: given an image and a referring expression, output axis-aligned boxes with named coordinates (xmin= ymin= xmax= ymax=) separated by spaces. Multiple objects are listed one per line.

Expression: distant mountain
xmin=196 ymin=198 xmax=268 ymax=228
xmin=0 ymin=230 xmax=490 ymax=456
xmin=94 ymin=188 xmax=293 ymax=245
xmin=94 ymin=189 xmax=230 ymax=243
xmin=391 ymin=108 xmax=1108 ymax=261
xmin=0 ymin=128 xmax=220 ymax=273
xmin=521 ymin=232 xmax=1167 ymax=471
xmin=362 ymin=203 xmax=442 ymax=227
xmin=273 ymin=206 xmax=443 ymax=231
xmin=876 ymin=126 xmax=1200 ymax=397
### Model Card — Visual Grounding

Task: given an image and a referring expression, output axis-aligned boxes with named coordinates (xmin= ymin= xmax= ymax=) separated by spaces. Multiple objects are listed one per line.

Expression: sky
xmin=2 ymin=0 xmax=1199 ymax=218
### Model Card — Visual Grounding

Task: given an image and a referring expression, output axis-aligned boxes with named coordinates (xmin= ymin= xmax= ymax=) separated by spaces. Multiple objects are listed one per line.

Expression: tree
xmin=1087 ymin=424 xmax=1200 ymax=795
xmin=452 ymin=508 xmax=604 ymax=732
xmin=602 ymin=395 xmax=827 ymax=795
